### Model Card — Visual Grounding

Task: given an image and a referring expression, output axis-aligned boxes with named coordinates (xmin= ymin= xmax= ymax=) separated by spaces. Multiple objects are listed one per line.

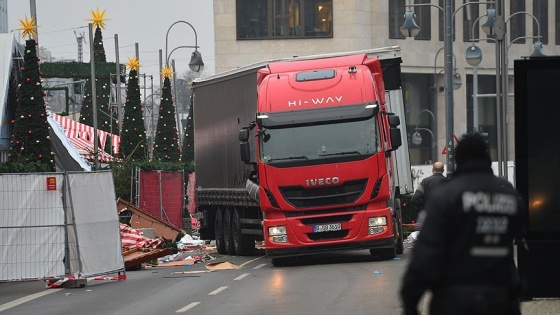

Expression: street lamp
xmin=477 ymin=7 xmax=545 ymax=179
xmin=164 ymin=20 xmax=204 ymax=72
xmin=412 ymin=109 xmax=437 ymax=164
xmin=466 ymin=10 xmax=544 ymax=132
xmin=401 ymin=1 xmax=494 ymax=177
xmin=433 ymin=47 xmax=462 ymax=92
xmin=163 ymin=21 xmax=204 ymax=150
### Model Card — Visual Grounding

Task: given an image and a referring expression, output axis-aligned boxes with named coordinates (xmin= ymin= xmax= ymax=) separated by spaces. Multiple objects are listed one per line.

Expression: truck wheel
xmin=395 ymin=199 xmax=404 ymax=255
xmin=233 ymin=208 xmax=256 ymax=256
xmin=214 ymin=207 xmax=225 ymax=254
xmin=223 ymin=207 xmax=234 ymax=255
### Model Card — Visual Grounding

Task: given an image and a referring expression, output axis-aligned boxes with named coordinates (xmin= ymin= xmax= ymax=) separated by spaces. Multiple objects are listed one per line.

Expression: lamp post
xmin=163 ymin=21 xmax=204 ymax=150
xmin=164 ymin=21 xmax=204 ymax=71
xmin=471 ymin=7 xmax=544 ymax=179
xmin=412 ymin=109 xmax=437 ymax=164
xmin=433 ymin=47 xmax=462 ymax=92
xmin=144 ymin=93 xmax=160 ymax=157
xmin=401 ymin=1 xmax=494 ymax=178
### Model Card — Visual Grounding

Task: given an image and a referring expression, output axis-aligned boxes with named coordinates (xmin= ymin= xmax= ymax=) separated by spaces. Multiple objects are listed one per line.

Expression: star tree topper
xmin=126 ymin=57 xmax=141 ymax=71
xmin=87 ymin=6 xmax=110 ymax=29
xmin=161 ymin=65 xmax=174 ymax=79
xmin=17 ymin=16 xmax=39 ymax=39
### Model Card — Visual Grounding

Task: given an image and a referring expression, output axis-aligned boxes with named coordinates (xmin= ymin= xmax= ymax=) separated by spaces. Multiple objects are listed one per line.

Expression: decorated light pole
xmin=9 ymin=16 xmax=55 ymax=170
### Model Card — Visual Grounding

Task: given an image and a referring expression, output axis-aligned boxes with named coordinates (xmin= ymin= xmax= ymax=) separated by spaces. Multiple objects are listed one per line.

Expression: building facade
xmin=0 ymin=0 xmax=7 ymax=33
xmin=213 ymin=0 xmax=560 ymax=167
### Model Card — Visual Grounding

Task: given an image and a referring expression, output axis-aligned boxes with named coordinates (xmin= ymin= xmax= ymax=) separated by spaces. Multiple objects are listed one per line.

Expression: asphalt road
xmin=0 ymin=247 xmax=409 ymax=315
xmin=1 ymin=245 xmax=559 ymax=314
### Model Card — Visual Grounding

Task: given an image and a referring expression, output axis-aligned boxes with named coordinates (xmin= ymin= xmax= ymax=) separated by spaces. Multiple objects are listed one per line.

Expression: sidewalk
xmin=419 ymin=293 xmax=560 ymax=314
xmin=521 ymin=298 xmax=560 ymax=314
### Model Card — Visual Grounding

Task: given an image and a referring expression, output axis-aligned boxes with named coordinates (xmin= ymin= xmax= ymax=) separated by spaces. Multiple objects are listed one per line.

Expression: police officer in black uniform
xmin=400 ymin=134 xmax=523 ymax=315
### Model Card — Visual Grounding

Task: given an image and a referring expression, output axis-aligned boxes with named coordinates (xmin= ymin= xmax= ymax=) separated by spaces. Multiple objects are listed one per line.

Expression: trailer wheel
xmin=233 ymin=208 xmax=256 ymax=256
xmin=395 ymin=199 xmax=404 ymax=255
xmin=223 ymin=207 xmax=234 ymax=255
xmin=214 ymin=207 xmax=225 ymax=254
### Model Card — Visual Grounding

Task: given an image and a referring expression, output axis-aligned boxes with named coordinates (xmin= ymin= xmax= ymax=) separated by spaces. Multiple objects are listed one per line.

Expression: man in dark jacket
xmin=411 ymin=161 xmax=449 ymax=211
xmin=400 ymin=134 xmax=523 ymax=315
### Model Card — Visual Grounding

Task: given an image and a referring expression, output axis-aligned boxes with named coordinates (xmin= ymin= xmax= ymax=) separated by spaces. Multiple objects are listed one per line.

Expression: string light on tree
xmin=119 ymin=57 xmax=147 ymax=161
xmin=9 ymin=16 xmax=55 ymax=170
xmin=79 ymin=7 xmax=118 ymax=152
xmin=153 ymin=65 xmax=180 ymax=161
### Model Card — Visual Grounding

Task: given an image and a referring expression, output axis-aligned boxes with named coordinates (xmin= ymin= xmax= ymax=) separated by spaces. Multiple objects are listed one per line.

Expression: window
xmin=533 ymin=0 xmax=548 ymax=44
xmin=236 ymin=0 xmax=333 ymax=39
xmin=466 ymin=74 xmax=497 ymax=160
xmin=510 ymin=1 xmax=525 ymax=44
xmin=402 ymin=73 xmax=437 ymax=165
xmin=438 ymin=0 xmax=456 ymax=41
xmin=414 ymin=0 xmax=431 ymax=40
xmin=389 ymin=0 xmax=406 ymax=39
xmin=463 ymin=0 xmax=480 ymax=42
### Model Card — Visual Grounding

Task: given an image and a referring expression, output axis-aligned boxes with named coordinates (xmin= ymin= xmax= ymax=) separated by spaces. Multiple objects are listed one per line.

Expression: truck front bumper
xmin=265 ymin=237 xmax=394 ymax=258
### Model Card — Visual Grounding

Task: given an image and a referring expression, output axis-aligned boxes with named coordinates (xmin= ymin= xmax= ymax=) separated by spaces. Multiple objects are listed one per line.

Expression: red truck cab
xmin=239 ymin=54 xmax=405 ymax=264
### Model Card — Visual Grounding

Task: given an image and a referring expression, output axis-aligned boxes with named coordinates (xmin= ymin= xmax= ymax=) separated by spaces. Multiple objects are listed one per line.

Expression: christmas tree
xmin=79 ymin=7 xmax=119 ymax=136
xmin=181 ymin=97 xmax=194 ymax=164
xmin=119 ymin=57 xmax=147 ymax=160
xmin=153 ymin=66 xmax=180 ymax=161
xmin=9 ymin=16 xmax=55 ymax=170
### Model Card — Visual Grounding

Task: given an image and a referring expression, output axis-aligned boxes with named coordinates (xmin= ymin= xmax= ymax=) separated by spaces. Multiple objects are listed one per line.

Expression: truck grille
xmin=279 ymin=179 xmax=367 ymax=208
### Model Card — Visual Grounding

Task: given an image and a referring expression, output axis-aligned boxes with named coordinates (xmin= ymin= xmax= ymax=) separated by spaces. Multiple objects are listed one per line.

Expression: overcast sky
xmin=6 ymin=0 xmax=215 ymax=81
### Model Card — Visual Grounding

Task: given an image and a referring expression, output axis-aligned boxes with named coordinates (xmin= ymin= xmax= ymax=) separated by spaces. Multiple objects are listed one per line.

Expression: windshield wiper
xmin=318 ymin=151 xmax=361 ymax=157
xmin=268 ymin=156 xmax=309 ymax=161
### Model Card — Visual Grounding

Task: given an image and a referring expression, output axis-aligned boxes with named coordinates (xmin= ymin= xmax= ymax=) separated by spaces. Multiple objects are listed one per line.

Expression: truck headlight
xmin=368 ymin=216 xmax=388 ymax=235
xmin=369 ymin=216 xmax=387 ymax=227
xmin=268 ymin=226 xmax=288 ymax=243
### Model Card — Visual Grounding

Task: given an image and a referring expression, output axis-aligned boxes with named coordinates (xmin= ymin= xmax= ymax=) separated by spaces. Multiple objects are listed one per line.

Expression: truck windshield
xmin=259 ymin=116 xmax=379 ymax=164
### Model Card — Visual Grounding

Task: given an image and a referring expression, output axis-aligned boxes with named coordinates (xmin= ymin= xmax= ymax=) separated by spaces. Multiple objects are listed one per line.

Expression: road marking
xmin=208 ymin=286 xmax=228 ymax=295
xmin=238 ymin=255 xmax=265 ymax=268
xmin=253 ymin=263 xmax=266 ymax=270
xmin=234 ymin=273 xmax=250 ymax=281
xmin=175 ymin=302 xmax=200 ymax=313
xmin=0 ymin=289 xmax=63 ymax=312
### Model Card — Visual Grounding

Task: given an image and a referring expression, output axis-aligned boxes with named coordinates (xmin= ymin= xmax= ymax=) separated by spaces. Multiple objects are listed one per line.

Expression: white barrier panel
xmin=0 ymin=173 xmax=66 ymax=281
xmin=65 ymin=171 xmax=124 ymax=277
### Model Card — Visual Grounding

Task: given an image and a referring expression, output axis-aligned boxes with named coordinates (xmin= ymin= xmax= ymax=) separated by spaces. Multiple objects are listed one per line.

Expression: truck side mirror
xmin=239 ymin=128 xmax=250 ymax=141
xmin=388 ymin=115 xmax=400 ymax=127
xmin=240 ymin=142 xmax=251 ymax=163
xmin=390 ymin=127 xmax=402 ymax=150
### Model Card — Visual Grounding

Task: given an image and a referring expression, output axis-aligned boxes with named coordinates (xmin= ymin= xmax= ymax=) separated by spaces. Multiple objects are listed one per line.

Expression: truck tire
xmin=214 ymin=207 xmax=225 ymax=254
xmin=223 ymin=207 xmax=234 ymax=255
xmin=395 ymin=199 xmax=404 ymax=255
xmin=233 ymin=208 xmax=256 ymax=256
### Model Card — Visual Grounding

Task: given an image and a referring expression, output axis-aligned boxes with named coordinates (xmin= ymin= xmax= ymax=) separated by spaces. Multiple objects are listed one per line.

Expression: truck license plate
xmin=313 ymin=223 xmax=342 ymax=233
